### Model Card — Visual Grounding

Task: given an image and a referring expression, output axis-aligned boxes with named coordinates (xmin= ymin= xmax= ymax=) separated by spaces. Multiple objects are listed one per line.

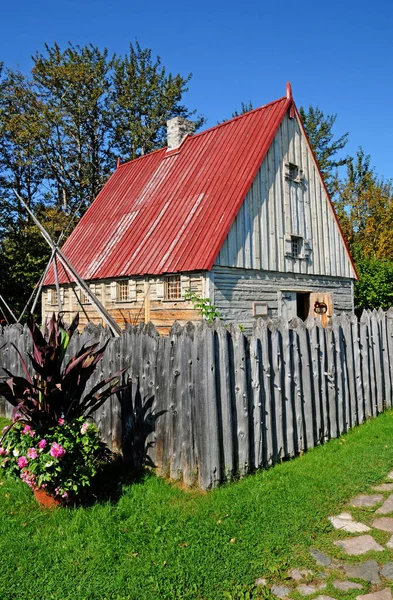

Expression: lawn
xmin=1 ymin=412 xmax=393 ymax=600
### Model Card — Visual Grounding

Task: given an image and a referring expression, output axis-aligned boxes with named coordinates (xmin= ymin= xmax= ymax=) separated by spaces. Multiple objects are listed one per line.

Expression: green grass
xmin=2 ymin=413 xmax=393 ymax=600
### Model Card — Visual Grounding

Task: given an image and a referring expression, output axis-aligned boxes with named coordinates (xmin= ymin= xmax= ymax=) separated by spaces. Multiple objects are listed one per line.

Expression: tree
xmin=299 ymin=105 xmax=349 ymax=196
xmin=0 ymin=42 xmax=202 ymax=317
xmin=220 ymin=101 xmax=254 ymax=123
xmin=110 ymin=42 xmax=204 ymax=160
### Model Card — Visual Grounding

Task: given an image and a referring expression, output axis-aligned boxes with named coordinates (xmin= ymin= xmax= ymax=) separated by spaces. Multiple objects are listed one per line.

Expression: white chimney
xmin=167 ymin=117 xmax=195 ymax=150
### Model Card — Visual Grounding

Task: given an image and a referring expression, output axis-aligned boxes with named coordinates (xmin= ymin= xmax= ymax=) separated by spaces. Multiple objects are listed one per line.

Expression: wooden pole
xmin=13 ymin=190 xmax=122 ymax=337
xmin=0 ymin=294 xmax=17 ymax=323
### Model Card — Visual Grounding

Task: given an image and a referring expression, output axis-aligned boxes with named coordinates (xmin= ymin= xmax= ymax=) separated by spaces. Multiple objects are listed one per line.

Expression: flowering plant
xmin=0 ymin=417 xmax=109 ymax=500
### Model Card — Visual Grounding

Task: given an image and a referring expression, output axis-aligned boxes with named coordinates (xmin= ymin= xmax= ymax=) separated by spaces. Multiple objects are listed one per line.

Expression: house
xmin=42 ymin=83 xmax=357 ymax=333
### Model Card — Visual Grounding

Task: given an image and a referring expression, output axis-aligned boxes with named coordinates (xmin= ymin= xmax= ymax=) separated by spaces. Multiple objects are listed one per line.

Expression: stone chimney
xmin=167 ymin=116 xmax=195 ymax=150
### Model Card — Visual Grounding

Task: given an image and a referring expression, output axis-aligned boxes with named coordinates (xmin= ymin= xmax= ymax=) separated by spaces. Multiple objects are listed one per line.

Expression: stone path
xmin=254 ymin=470 xmax=393 ymax=599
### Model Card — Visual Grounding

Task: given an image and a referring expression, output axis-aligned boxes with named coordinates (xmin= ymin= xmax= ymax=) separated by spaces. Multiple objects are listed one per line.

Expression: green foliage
xmin=299 ymin=105 xmax=348 ymax=196
xmin=0 ymin=313 xmax=124 ymax=427
xmin=353 ymin=248 xmax=393 ymax=311
xmin=220 ymin=100 xmax=254 ymax=123
xmin=184 ymin=288 xmax=222 ymax=323
xmin=0 ymin=417 xmax=109 ymax=499
xmin=0 ymin=41 xmax=203 ymax=316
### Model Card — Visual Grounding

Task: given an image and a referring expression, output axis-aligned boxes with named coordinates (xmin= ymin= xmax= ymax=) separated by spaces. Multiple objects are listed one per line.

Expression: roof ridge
xmin=190 ymin=95 xmax=288 ymax=140
xmin=116 ymin=95 xmax=288 ymax=170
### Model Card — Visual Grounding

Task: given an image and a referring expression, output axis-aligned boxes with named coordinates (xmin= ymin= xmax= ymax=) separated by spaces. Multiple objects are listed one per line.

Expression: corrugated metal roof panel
xmin=46 ymin=95 xmax=292 ymax=283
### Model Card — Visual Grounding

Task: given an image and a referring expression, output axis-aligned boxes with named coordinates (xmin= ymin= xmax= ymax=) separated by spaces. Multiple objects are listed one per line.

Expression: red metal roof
xmin=47 ymin=93 xmax=294 ymax=283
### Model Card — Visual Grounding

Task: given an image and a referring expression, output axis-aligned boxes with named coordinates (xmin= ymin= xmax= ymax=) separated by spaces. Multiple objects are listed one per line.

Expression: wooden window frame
xmin=164 ymin=275 xmax=182 ymax=300
xmin=117 ymin=280 xmax=130 ymax=302
xmin=284 ymin=162 xmax=304 ymax=183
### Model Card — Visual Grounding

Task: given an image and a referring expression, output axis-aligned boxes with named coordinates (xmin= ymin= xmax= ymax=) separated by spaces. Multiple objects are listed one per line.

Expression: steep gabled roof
xmin=47 ymin=92 xmax=292 ymax=283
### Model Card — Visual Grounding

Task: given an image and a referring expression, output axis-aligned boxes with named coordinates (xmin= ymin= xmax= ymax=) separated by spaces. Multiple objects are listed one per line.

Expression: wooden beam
xmin=13 ymin=190 xmax=122 ymax=337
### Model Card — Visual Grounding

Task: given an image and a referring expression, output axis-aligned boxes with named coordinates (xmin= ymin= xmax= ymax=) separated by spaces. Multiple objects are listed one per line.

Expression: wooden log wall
xmin=1 ymin=309 xmax=393 ymax=489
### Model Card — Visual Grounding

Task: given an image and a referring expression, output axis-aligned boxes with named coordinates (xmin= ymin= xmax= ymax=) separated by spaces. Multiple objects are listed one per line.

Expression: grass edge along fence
xmin=0 ymin=309 xmax=392 ymax=490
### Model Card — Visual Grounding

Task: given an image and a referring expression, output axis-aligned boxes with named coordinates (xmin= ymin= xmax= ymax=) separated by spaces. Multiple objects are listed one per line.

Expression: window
xmin=117 ymin=280 xmax=129 ymax=301
xmin=80 ymin=289 xmax=90 ymax=304
xmin=284 ymin=162 xmax=304 ymax=183
xmin=291 ymin=236 xmax=301 ymax=257
xmin=49 ymin=289 xmax=58 ymax=306
xmin=165 ymin=275 xmax=181 ymax=300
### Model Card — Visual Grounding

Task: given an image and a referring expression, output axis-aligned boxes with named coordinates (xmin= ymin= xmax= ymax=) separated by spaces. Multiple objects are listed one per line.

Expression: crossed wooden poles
xmin=3 ymin=191 xmax=122 ymax=337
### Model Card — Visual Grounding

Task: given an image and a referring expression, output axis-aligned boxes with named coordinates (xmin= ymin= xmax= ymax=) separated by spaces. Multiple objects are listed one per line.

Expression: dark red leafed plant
xmin=0 ymin=313 xmax=125 ymax=429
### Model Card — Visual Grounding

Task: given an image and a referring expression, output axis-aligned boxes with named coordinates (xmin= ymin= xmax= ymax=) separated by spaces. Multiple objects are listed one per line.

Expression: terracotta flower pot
xmin=33 ymin=488 xmax=60 ymax=508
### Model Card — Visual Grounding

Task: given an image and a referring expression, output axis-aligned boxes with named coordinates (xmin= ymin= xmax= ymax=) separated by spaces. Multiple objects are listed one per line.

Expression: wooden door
xmin=309 ymin=292 xmax=333 ymax=327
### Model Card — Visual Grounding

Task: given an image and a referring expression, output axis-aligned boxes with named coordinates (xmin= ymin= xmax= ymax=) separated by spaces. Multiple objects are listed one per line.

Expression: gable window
xmin=117 ymin=280 xmax=130 ymax=301
xmin=291 ymin=236 xmax=301 ymax=257
xmin=285 ymin=162 xmax=304 ymax=183
xmin=165 ymin=275 xmax=181 ymax=300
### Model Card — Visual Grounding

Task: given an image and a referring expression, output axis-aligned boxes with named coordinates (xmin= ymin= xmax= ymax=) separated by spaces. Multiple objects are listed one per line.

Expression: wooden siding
xmin=212 ymin=266 xmax=353 ymax=330
xmin=42 ymin=273 xmax=204 ymax=334
xmin=215 ymin=113 xmax=355 ymax=280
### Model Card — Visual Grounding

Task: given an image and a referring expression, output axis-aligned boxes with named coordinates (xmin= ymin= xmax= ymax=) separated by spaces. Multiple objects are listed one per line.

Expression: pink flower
xmin=1 ymin=458 xmax=8 ymax=467
xmin=27 ymin=448 xmax=38 ymax=459
xmin=50 ymin=443 xmax=66 ymax=459
xmin=21 ymin=424 xmax=35 ymax=437
xmin=17 ymin=456 xmax=27 ymax=468
xmin=2 ymin=426 xmax=9 ymax=434
xmin=0 ymin=447 xmax=5 ymax=456
xmin=80 ymin=422 xmax=90 ymax=435
xmin=20 ymin=469 xmax=37 ymax=490
xmin=14 ymin=412 xmax=22 ymax=421
xmin=58 ymin=418 xmax=65 ymax=425
xmin=38 ymin=439 xmax=47 ymax=450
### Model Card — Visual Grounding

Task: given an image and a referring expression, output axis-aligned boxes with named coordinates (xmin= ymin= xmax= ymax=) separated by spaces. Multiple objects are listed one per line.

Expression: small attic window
xmin=165 ymin=275 xmax=181 ymax=300
xmin=285 ymin=162 xmax=303 ymax=183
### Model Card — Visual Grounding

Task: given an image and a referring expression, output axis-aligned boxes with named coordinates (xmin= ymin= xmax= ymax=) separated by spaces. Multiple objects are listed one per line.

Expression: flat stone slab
xmin=350 ymin=495 xmax=384 ymax=508
xmin=297 ymin=584 xmax=326 ymax=596
xmin=271 ymin=585 xmax=290 ymax=599
xmin=372 ymin=484 xmax=393 ymax=492
xmin=309 ymin=548 xmax=332 ymax=566
xmin=380 ymin=563 xmax=393 ymax=580
xmin=344 ymin=560 xmax=380 ymax=583
xmin=335 ymin=535 xmax=384 ymax=555
xmin=375 ymin=495 xmax=393 ymax=514
xmin=288 ymin=568 xmax=313 ymax=581
xmin=333 ymin=580 xmax=363 ymax=591
xmin=372 ymin=517 xmax=393 ymax=532
xmin=314 ymin=597 xmax=337 ymax=600
xmin=386 ymin=471 xmax=393 ymax=480
xmin=255 ymin=578 xmax=267 ymax=586
xmin=386 ymin=536 xmax=393 ymax=549
xmin=329 ymin=512 xmax=371 ymax=533
xmin=356 ymin=589 xmax=391 ymax=600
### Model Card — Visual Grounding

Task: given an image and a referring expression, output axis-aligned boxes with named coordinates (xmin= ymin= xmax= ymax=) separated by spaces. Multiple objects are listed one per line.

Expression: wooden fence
xmin=0 ymin=309 xmax=392 ymax=489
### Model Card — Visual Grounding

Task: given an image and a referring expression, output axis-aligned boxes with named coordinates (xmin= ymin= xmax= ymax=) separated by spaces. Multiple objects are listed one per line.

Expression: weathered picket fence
xmin=0 ymin=309 xmax=392 ymax=489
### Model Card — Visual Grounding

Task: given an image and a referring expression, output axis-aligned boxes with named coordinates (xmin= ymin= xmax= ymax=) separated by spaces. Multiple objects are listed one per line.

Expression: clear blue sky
xmin=1 ymin=0 xmax=392 ymax=179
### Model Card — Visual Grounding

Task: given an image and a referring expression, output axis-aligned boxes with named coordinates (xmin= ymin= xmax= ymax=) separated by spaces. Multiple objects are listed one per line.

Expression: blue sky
xmin=1 ymin=0 xmax=392 ymax=179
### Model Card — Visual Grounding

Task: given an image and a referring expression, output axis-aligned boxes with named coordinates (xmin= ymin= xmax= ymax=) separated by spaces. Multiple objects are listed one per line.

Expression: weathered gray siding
xmin=211 ymin=266 xmax=353 ymax=329
xmin=215 ymin=113 xmax=356 ymax=280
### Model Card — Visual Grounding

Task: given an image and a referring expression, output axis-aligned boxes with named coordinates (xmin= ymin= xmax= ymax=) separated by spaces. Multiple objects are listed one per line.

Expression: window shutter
xmin=285 ymin=235 xmax=292 ymax=256
xmin=110 ymin=281 xmax=117 ymax=301
xmin=60 ymin=287 xmax=65 ymax=303
xmin=128 ymin=281 xmax=137 ymax=301
xmin=156 ymin=281 xmax=164 ymax=300
xmin=304 ymin=239 xmax=312 ymax=258
xmin=180 ymin=275 xmax=190 ymax=298
xmin=47 ymin=289 xmax=53 ymax=305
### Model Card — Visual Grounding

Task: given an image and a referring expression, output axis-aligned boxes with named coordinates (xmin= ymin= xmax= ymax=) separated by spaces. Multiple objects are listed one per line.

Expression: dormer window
xmin=285 ymin=162 xmax=304 ymax=183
